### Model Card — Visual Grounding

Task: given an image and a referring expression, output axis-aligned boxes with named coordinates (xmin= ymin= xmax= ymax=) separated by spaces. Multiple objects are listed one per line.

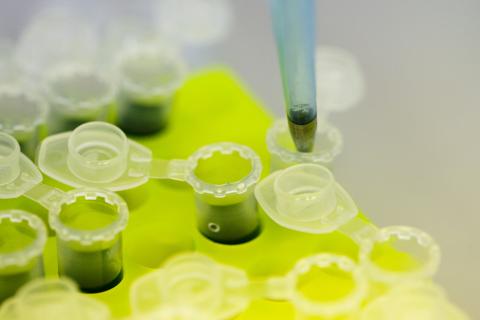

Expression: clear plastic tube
xmin=0 ymin=210 xmax=47 ymax=303
xmin=0 ymin=86 xmax=48 ymax=159
xmin=48 ymin=189 xmax=128 ymax=292
xmin=44 ymin=64 xmax=117 ymax=133
xmin=116 ymin=44 xmax=186 ymax=135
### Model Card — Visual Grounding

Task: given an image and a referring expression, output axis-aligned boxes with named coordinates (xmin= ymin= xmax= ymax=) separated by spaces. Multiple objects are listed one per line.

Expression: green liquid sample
xmin=57 ymin=239 xmax=123 ymax=293
xmin=195 ymin=193 xmax=260 ymax=244
xmin=0 ymin=257 xmax=44 ymax=303
xmin=56 ymin=197 xmax=124 ymax=292
xmin=118 ymin=98 xmax=170 ymax=135
xmin=193 ymin=152 xmax=260 ymax=244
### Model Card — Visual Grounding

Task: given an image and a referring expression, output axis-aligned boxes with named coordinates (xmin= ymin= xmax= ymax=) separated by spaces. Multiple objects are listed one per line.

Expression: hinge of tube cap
xmin=23 ymin=183 xmax=66 ymax=210
xmin=338 ymin=216 xmax=379 ymax=245
xmin=149 ymin=159 xmax=189 ymax=181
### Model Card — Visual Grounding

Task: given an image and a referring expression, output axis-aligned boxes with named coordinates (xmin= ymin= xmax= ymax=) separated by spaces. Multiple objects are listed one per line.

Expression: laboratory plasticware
xmin=130 ymin=253 xmax=249 ymax=320
xmin=266 ymin=119 xmax=343 ymax=171
xmin=358 ymin=281 xmax=470 ymax=320
xmin=0 ymin=132 xmax=42 ymax=198
xmin=155 ymin=0 xmax=233 ymax=47
xmin=0 ymin=278 xmax=111 ymax=320
xmin=255 ymin=164 xmax=441 ymax=285
xmin=44 ymin=64 xmax=117 ymax=133
xmin=25 ymin=185 xmax=129 ymax=292
xmin=360 ymin=226 xmax=441 ymax=285
xmin=315 ymin=46 xmax=365 ymax=115
xmin=0 ymin=87 xmax=48 ymax=159
xmin=115 ymin=44 xmax=187 ymax=135
xmin=266 ymin=253 xmax=368 ymax=319
xmin=270 ymin=0 xmax=317 ymax=152
xmin=0 ymin=210 xmax=47 ymax=303
xmin=38 ymin=121 xmax=262 ymax=244
xmin=15 ymin=7 xmax=98 ymax=78
xmin=0 ymin=133 xmax=129 ymax=292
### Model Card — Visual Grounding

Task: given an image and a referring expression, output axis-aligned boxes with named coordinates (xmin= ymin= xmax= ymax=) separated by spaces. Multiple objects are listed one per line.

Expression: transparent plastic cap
xmin=360 ymin=226 xmax=441 ymax=284
xmin=0 ymin=210 xmax=47 ymax=269
xmin=15 ymin=7 xmax=98 ymax=77
xmin=267 ymin=253 xmax=367 ymax=317
xmin=49 ymin=189 xmax=129 ymax=246
xmin=0 ymin=278 xmax=111 ymax=320
xmin=359 ymin=282 xmax=470 ymax=320
xmin=155 ymin=0 xmax=234 ymax=46
xmin=255 ymin=164 xmax=357 ymax=233
xmin=116 ymin=43 xmax=187 ymax=101
xmin=0 ymin=86 xmax=48 ymax=141
xmin=0 ymin=133 xmax=42 ymax=199
xmin=38 ymin=121 xmax=152 ymax=190
xmin=130 ymin=253 xmax=249 ymax=320
xmin=315 ymin=46 xmax=365 ymax=115
xmin=44 ymin=64 xmax=116 ymax=118
xmin=266 ymin=119 xmax=343 ymax=170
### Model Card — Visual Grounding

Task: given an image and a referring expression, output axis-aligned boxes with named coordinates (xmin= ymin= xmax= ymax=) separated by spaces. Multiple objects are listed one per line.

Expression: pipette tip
xmin=288 ymin=118 xmax=317 ymax=152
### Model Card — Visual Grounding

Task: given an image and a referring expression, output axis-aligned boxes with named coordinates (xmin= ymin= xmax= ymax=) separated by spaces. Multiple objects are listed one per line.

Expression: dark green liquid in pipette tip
xmin=195 ymin=194 xmax=261 ymax=245
xmin=118 ymin=99 xmax=170 ymax=135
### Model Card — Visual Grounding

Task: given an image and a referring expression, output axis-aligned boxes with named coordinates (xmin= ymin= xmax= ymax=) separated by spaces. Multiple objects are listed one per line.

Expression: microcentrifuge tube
xmin=115 ymin=44 xmax=186 ymax=135
xmin=0 ymin=86 xmax=48 ymax=159
xmin=44 ymin=64 xmax=117 ymax=133
xmin=48 ymin=189 xmax=128 ymax=292
xmin=0 ymin=210 xmax=47 ymax=303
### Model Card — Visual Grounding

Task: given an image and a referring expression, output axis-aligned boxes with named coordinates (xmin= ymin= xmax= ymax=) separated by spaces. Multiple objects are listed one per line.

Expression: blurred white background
xmin=1 ymin=0 xmax=479 ymax=316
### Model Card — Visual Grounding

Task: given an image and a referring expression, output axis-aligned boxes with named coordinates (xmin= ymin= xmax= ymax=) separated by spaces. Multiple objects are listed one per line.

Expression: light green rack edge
xmin=0 ymin=68 xmax=363 ymax=319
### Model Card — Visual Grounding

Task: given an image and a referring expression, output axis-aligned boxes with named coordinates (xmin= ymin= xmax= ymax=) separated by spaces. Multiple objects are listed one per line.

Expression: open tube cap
xmin=255 ymin=164 xmax=357 ymax=233
xmin=0 ymin=278 xmax=111 ymax=320
xmin=359 ymin=282 xmax=470 ymax=320
xmin=38 ymin=121 xmax=152 ymax=191
xmin=130 ymin=253 xmax=249 ymax=320
xmin=0 ymin=133 xmax=42 ymax=199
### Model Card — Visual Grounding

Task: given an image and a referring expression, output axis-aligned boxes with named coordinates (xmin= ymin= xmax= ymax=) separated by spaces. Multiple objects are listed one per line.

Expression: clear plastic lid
xmin=0 ymin=133 xmax=42 ymax=199
xmin=255 ymin=164 xmax=357 ymax=233
xmin=0 ymin=278 xmax=111 ymax=320
xmin=130 ymin=253 xmax=249 ymax=320
xmin=38 ymin=122 xmax=152 ymax=191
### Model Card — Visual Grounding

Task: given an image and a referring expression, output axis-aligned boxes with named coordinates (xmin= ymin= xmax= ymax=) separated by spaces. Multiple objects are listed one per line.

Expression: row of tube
xmin=0 ymin=120 xmax=469 ymax=319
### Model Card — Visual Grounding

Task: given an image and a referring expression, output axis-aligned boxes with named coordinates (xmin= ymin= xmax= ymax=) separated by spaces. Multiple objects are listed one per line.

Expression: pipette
xmin=270 ymin=0 xmax=317 ymax=152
